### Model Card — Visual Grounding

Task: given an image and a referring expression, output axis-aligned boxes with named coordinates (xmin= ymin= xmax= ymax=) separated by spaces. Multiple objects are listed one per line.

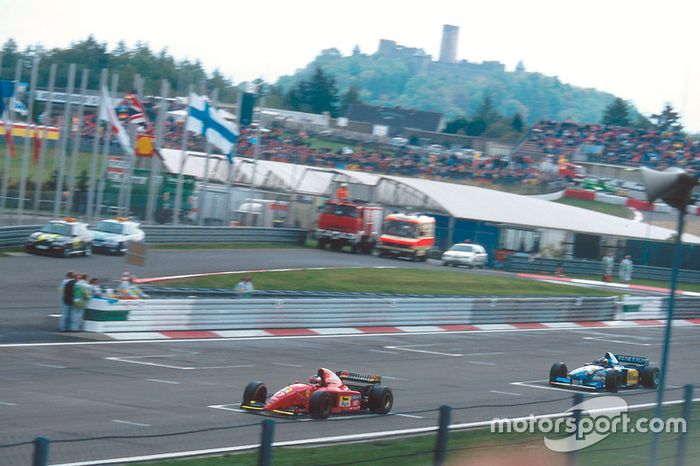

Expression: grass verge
xmin=135 ymin=404 xmax=699 ymax=466
xmin=151 ymin=267 xmax=616 ymax=297
xmin=555 ymin=197 xmax=633 ymax=219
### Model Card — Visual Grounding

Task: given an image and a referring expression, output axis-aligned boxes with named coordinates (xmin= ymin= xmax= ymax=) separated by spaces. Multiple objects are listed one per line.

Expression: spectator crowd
xmin=527 ymin=120 xmax=700 ymax=171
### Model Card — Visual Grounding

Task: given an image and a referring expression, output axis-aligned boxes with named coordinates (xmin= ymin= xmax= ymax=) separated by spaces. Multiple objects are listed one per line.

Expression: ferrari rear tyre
xmin=309 ymin=391 xmax=333 ymax=419
xmin=640 ymin=366 xmax=660 ymax=388
xmin=549 ymin=362 xmax=568 ymax=382
xmin=242 ymin=381 xmax=267 ymax=404
xmin=605 ymin=370 xmax=619 ymax=392
xmin=368 ymin=386 xmax=393 ymax=414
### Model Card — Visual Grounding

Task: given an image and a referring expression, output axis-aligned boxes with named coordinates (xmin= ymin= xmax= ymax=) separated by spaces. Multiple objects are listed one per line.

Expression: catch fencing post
xmin=32 ymin=436 xmax=50 ymax=466
xmin=568 ymin=393 xmax=584 ymax=466
xmin=434 ymin=404 xmax=451 ymax=466
xmin=675 ymin=384 xmax=693 ymax=466
xmin=258 ymin=418 xmax=275 ymax=466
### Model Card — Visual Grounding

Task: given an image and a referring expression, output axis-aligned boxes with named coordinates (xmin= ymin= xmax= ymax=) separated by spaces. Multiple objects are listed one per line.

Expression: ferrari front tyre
xmin=309 ymin=391 xmax=333 ymax=420
xmin=640 ymin=366 xmax=660 ymax=388
xmin=549 ymin=362 xmax=567 ymax=382
xmin=368 ymin=385 xmax=393 ymax=414
xmin=605 ymin=370 xmax=619 ymax=392
xmin=242 ymin=381 xmax=267 ymax=404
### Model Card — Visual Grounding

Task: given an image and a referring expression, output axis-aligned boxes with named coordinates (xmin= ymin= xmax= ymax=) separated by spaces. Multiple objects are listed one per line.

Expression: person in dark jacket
xmin=59 ymin=271 xmax=77 ymax=332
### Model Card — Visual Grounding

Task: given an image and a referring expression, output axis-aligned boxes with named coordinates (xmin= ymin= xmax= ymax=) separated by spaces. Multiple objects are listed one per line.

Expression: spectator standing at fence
xmin=71 ymin=273 xmax=90 ymax=331
xmin=619 ymin=255 xmax=633 ymax=282
xmin=88 ymin=278 xmax=104 ymax=298
xmin=235 ymin=275 xmax=255 ymax=297
xmin=58 ymin=271 xmax=77 ymax=332
xmin=601 ymin=252 xmax=614 ymax=283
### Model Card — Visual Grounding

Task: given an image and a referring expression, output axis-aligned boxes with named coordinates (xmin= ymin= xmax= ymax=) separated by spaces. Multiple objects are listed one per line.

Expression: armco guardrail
xmin=0 ymin=225 xmax=307 ymax=248
xmin=505 ymin=255 xmax=700 ymax=284
xmin=0 ymin=225 xmax=36 ymax=247
xmin=140 ymin=225 xmax=306 ymax=244
xmin=83 ymin=296 xmax=617 ymax=332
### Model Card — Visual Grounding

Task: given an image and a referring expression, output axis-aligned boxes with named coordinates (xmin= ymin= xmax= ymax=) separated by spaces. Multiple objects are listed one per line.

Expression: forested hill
xmin=275 ymin=47 xmax=627 ymax=125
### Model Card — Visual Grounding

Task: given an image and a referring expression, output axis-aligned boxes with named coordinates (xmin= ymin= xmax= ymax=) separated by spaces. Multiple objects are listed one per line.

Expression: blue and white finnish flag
xmin=186 ymin=93 xmax=240 ymax=163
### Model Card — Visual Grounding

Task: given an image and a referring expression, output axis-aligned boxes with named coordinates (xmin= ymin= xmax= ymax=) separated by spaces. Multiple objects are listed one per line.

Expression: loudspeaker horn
xmin=640 ymin=166 xmax=698 ymax=209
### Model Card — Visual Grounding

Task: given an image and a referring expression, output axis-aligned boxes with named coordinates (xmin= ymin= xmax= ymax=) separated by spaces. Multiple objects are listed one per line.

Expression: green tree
xmin=651 ymin=103 xmax=683 ymax=132
xmin=475 ymin=95 xmax=500 ymax=127
xmin=601 ymin=98 xmax=631 ymax=126
xmin=511 ymin=113 xmax=525 ymax=133
xmin=340 ymin=84 xmax=361 ymax=115
xmin=285 ymin=67 xmax=339 ymax=116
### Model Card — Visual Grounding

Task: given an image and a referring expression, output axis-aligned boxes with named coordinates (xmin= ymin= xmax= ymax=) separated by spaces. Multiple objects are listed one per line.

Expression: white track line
xmin=111 ymin=419 xmax=151 ymax=427
xmin=145 ymin=379 xmax=180 ymax=385
xmin=489 ymin=390 xmax=521 ymax=396
xmin=3 ymin=323 xmax=698 ymax=349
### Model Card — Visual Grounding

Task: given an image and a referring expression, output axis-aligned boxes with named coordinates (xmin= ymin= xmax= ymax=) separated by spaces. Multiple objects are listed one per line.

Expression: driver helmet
xmin=598 ymin=357 xmax=609 ymax=367
xmin=309 ymin=375 xmax=322 ymax=385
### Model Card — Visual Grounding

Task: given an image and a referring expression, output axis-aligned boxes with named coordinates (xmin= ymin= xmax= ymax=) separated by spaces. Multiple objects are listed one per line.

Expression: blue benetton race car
xmin=549 ymin=352 xmax=659 ymax=392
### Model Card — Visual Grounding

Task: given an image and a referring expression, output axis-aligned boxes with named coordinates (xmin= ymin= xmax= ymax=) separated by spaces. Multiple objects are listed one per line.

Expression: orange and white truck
xmin=376 ymin=213 xmax=435 ymax=261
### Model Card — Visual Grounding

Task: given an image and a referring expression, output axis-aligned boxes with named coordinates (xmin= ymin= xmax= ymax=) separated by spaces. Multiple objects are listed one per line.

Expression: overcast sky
xmin=2 ymin=0 xmax=699 ymax=131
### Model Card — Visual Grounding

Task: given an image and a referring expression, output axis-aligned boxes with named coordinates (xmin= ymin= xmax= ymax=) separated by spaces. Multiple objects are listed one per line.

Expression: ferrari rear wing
xmin=615 ymin=354 xmax=649 ymax=368
xmin=335 ymin=370 xmax=382 ymax=385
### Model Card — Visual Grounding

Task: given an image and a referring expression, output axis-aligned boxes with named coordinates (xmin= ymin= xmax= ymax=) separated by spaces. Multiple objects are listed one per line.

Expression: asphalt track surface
xmin=2 ymin=325 xmax=698 ymax=465
xmin=0 ymin=247 xmax=690 ymax=465
xmin=0 ymin=247 xmax=560 ymax=345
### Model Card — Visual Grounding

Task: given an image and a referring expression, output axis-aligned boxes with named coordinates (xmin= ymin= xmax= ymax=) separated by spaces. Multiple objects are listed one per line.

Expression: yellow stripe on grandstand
xmin=0 ymin=123 xmax=60 ymax=140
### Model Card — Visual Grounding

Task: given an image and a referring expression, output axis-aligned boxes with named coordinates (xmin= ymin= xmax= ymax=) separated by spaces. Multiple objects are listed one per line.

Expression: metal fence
xmin=505 ymin=255 xmax=700 ymax=283
xmin=0 ymin=225 xmax=307 ymax=248
xmin=7 ymin=386 xmax=697 ymax=466
xmin=83 ymin=296 xmax=617 ymax=332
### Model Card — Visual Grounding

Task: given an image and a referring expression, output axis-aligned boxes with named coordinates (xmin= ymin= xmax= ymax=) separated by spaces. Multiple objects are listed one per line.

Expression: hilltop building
xmin=374 ymin=25 xmax=505 ymax=78
xmin=439 ymin=25 xmax=459 ymax=63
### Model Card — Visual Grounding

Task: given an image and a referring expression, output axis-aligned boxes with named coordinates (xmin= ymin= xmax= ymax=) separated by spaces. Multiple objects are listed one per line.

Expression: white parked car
xmin=90 ymin=217 xmax=145 ymax=255
xmin=441 ymin=243 xmax=488 ymax=268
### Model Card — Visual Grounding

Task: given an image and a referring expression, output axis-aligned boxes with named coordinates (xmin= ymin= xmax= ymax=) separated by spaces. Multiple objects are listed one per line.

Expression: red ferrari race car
xmin=240 ymin=368 xmax=394 ymax=419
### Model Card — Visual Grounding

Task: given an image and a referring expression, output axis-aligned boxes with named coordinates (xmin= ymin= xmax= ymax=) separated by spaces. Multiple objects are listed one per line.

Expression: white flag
xmin=99 ymin=86 xmax=134 ymax=158
xmin=186 ymin=93 xmax=239 ymax=161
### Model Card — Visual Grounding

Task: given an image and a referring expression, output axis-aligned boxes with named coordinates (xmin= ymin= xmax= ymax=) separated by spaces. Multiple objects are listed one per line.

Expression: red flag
xmin=33 ymin=126 xmax=42 ymax=164
xmin=4 ymin=124 xmax=16 ymax=158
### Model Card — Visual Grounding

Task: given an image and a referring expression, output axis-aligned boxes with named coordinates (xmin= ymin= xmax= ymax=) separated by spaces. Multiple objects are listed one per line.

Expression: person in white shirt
xmin=235 ymin=276 xmax=255 ymax=297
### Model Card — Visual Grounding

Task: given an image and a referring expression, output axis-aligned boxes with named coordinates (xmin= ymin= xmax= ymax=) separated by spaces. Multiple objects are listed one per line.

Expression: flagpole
xmin=122 ymin=74 xmax=142 ymax=218
xmin=52 ymin=63 xmax=76 ymax=218
xmin=66 ymin=68 xmax=89 ymax=214
xmin=173 ymin=84 xmax=193 ymax=225
xmin=95 ymin=73 xmax=119 ymax=219
xmin=33 ymin=63 xmax=57 ymax=220
xmin=146 ymin=79 xmax=169 ymax=224
xmin=16 ymin=57 xmax=40 ymax=222
xmin=199 ymin=88 xmax=219 ymax=225
xmin=0 ymin=60 xmax=22 ymax=223
xmin=86 ymin=68 xmax=107 ymax=221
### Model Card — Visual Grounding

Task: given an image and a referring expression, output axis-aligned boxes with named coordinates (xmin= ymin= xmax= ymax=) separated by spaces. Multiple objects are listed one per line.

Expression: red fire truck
xmin=376 ymin=213 xmax=435 ymax=261
xmin=314 ymin=200 xmax=383 ymax=253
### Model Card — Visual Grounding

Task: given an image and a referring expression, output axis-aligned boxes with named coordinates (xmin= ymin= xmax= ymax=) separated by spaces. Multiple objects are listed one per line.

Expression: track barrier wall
xmin=83 ymin=295 xmax=619 ymax=332
xmin=0 ymin=225 xmax=307 ymax=248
